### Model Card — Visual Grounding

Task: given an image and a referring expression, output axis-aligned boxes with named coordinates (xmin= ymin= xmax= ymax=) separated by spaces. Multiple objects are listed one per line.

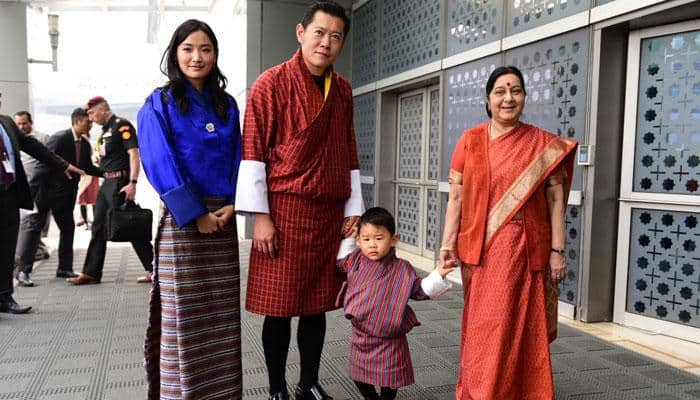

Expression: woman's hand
xmin=549 ymin=251 xmax=567 ymax=283
xmin=437 ymin=257 xmax=457 ymax=278
xmin=439 ymin=249 xmax=458 ymax=272
xmin=213 ymin=205 xmax=235 ymax=226
xmin=196 ymin=212 xmax=220 ymax=234
xmin=342 ymin=216 xmax=359 ymax=238
xmin=254 ymin=213 xmax=278 ymax=258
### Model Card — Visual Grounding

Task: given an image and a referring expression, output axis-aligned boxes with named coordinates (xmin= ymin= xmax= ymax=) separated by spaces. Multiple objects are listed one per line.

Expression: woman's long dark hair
xmin=160 ymin=19 xmax=230 ymax=121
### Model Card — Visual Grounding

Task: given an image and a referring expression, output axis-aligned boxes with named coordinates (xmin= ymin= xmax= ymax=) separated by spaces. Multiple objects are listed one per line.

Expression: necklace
xmin=488 ymin=121 xmax=520 ymax=139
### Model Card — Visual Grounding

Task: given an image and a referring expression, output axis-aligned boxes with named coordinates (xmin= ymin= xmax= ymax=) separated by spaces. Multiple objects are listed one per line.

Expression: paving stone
xmin=640 ymin=369 xmax=700 ymax=385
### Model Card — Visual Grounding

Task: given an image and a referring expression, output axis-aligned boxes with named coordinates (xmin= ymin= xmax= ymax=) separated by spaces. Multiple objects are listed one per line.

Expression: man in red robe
xmin=235 ymin=2 xmax=362 ymax=400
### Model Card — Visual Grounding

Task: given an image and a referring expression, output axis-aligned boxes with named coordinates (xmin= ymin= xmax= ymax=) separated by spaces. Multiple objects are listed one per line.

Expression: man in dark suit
xmin=16 ymin=108 xmax=102 ymax=285
xmin=0 ymin=112 xmax=83 ymax=314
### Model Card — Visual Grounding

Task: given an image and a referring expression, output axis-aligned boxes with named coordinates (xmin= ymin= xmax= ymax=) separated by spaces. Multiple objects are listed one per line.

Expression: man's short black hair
xmin=301 ymin=1 xmax=351 ymax=36
xmin=14 ymin=111 xmax=32 ymax=123
xmin=71 ymin=107 xmax=88 ymax=124
xmin=359 ymin=207 xmax=396 ymax=236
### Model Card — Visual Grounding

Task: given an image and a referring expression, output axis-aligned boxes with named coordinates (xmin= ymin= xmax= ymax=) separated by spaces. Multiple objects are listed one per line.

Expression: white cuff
xmin=344 ymin=169 xmax=364 ymax=217
xmin=420 ymin=269 xmax=452 ymax=299
xmin=337 ymin=237 xmax=357 ymax=259
xmin=235 ymin=160 xmax=270 ymax=214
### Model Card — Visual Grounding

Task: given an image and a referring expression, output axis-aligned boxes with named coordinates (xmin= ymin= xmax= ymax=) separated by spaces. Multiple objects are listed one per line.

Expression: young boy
xmin=336 ymin=207 xmax=455 ymax=400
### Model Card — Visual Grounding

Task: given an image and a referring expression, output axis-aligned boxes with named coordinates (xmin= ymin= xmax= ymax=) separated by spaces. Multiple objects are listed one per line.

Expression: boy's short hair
xmin=358 ymin=207 xmax=395 ymax=236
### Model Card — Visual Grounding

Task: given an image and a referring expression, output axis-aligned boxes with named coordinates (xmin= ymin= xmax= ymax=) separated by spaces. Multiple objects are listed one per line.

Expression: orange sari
xmin=451 ymin=123 xmax=576 ymax=400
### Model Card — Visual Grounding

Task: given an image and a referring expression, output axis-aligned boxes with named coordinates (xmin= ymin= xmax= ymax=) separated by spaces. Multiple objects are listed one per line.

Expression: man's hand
xmin=254 ymin=213 xmax=278 ymax=258
xmin=119 ymin=182 xmax=136 ymax=202
xmin=341 ymin=216 xmax=359 ymax=238
xmin=213 ymin=205 xmax=235 ymax=228
xmin=196 ymin=212 xmax=221 ymax=234
xmin=64 ymin=164 xmax=85 ymax=179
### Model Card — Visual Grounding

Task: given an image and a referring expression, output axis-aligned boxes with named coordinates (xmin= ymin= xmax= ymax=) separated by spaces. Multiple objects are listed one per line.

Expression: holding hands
xmin=196 ymin=205 xmax=235 ymax=235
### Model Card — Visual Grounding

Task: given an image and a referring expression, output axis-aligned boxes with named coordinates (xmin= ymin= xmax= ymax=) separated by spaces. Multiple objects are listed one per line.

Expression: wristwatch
xmin=130 ymin=179 xmax=138 ymax=184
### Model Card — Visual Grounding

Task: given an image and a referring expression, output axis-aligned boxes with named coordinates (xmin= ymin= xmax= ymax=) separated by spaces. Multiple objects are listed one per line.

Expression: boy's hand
xmin=437 ymin=259 xmax=457 ymax=279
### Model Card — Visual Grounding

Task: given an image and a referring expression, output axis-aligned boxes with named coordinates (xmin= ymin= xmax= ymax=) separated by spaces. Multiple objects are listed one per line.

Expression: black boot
xmin=269 ymin=391 xmax=289 ymax=400
xmin=294 ymin=383 xmax=333 ymax=400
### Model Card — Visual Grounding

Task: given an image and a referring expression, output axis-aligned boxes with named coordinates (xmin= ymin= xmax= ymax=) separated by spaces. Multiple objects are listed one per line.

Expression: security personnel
xmin=67 ymin=96 xmax=153 ymax=285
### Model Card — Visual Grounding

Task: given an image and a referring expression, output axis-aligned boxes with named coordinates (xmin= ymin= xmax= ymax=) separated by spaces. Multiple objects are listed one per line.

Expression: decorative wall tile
xmin=351 ymin=0 xmax=378 ymax=87
xmin=447 ymin=0 xmax=502 ymax=56
xmin=362 ymin=183 xmax=374 ymax=209
xmin=561 ymin=205 xmax=582 ymax=304
xmin=506 ymin=0 xmax=590 ymax=36
xmin=428 ymin=89 xmax=441 ymax=181
xmin=380 ymin=0 xmax=442 ymax=79
xmin=397 ymin=185 xmax=421 ymax=247
xmin=505 ymin=28 xmax=590 ymax=190
xmin=442 ymin=55 xmax=501 ymax=179
xmin=425 ymin=188 xmax=440 ymax=252
xmin=354 ymin=92 xmax=377 ymax=176
xmin=632 ymin=29 xmax=700 ymax=195
xmin=398 ymin=93 xmax=425 ymax=180
xmin=627 ymin=208 xmax=700 ymax=328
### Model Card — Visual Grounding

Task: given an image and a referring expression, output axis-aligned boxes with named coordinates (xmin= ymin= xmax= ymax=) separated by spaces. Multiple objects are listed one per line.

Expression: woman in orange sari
xmin=440 ymin=66 xmax=577 ymax=399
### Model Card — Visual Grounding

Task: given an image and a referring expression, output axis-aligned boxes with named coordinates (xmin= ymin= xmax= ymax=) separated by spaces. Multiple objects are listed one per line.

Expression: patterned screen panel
xmin=425 ymin=188 xmax=440 ymax=252
xmin=560 ymin=205 xmax=582 ymax=304
xmin=362 ymin=183 xmax=374 ymax=209
xmin=354 ymin=92 xmax=377 ymax=176
xmin=447 ymin=0 xmax=503 ymax=56
xmin=442 ymin=55 xmax=501 ymax=180
xmin=632 ymin=29 xmax=700 ymax=195
xmin=398 ymin=93 xmax=425 ymax=180
xmin=627 ymin=208 xmax=700 ymax=328
xmin=596 ymin=0 xmax=615 ymax=4
xmin=351 ymin=0 xmax=378 ymax=87
xmin=397 ymin=185 xmax=421 ymax=247
xmin=505 ymin=28 xmax=590 ymax=191
xmin=506 ymin=0 xmax=590 ymax=36
xmin=380 ymin=0 xmax=442 ymax=79
xmin=428 ymin=89 xmax=441 ymax=181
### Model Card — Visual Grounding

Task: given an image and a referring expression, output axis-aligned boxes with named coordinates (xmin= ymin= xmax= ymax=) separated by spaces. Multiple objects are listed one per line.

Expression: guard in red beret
xmin=67 ymin=96 xmax=153 ymax=285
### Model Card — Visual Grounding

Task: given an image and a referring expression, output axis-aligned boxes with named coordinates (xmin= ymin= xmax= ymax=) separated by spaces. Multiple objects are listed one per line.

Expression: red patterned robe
xmin=337 ymin=249 xmax=429 ymax=388
xmin=237 ymin=49 xmax=362 ymax=317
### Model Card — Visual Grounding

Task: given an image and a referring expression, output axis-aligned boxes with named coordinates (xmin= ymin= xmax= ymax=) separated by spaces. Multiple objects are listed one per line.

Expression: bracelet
xmin=439 ymin=246 xmax=454 ymax=252
xmin=551 ymin=248 xmax=565 ymax=255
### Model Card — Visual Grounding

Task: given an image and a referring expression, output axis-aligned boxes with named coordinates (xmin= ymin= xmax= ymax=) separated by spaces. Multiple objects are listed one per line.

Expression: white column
xmin=0 ymin=3 xmax=29 ymax=115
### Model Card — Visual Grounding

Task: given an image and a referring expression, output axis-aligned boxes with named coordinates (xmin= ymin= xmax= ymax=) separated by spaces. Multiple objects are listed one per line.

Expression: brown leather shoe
xmin=66 ymin=273 xmax=100 ymax=285
xmin=136 ymin=271 xmax=153 ymax=283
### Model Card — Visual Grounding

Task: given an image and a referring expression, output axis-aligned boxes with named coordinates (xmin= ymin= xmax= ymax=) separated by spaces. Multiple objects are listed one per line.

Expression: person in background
xmin=439 ymin=65 xmax=577 ymax=399
xmin=138 ymin=19 xmax=243 ymax=400
xmin=76 ymin=127 xmax=99 ymax=230
xmin=66 ymin=96 xmax=153 ymax=285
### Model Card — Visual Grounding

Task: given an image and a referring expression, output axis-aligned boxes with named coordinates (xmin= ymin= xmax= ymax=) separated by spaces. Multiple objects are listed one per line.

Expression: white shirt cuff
xmin=337 ymin=237 xmax=357 ymax=259
xmin=344 ymin=169 xmax=364 ymax=217
xmin=235 ymin=160 xmax=270 ymax=214
xmin=420 ymin=269 xmax=453 ymax=299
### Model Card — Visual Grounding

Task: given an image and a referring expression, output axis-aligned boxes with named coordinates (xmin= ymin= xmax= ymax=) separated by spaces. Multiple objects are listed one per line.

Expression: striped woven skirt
xmin=348 ymin=327 xmax=414 ymax=388
xmin=144 ymin=198 xmax=242 ymax=400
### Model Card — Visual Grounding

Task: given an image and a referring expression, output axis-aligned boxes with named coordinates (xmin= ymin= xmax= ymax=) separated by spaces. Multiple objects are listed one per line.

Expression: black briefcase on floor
xmin=107 ymin=201 xmax=153 ymax=242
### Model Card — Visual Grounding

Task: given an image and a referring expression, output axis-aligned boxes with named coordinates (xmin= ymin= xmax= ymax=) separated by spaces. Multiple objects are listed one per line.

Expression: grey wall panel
xmin=447 ymin=0 xmax=503 ymax=56
xmin=561 ymin=205 xmax=583 ymax=304
xmin=397 ymin=185 xmax=421 ymax=247
xmin=351 ymin=0 xmax=378 ymax=87
xmin=442 ymin=55 xmax=501 ymax=179
xmin=380 ymin=0 xmax=443 ymax=79
xmin=398 ymin=93 xmax=425 ymax=180
xmin=627 ymin=208 xmax=700 ymax=328
xmin=632 ymin=29 xmax=700 ymax=195
xmin=506 ymin=0 xmax=590 ymax=36
xmin=505 ymin=28 xmax=590 ymax=191
xmin=425 ymin=189 xmax=440 ymax=252
xmin=362 ymin=183 xmax=375 ymax=209
xmin=354 ymin=92 xmax=377 ymax=176
xmin=428 ymin=89 xmax=441 ymax=181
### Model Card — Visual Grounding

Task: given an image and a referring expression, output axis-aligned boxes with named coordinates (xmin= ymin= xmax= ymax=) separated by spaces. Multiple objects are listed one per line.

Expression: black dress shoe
xmin=56 ymin=270 xmax=79 ymax=278
xmin=269 ymin=391 xmax=289 ymax=400
xmin=294 ymin=384 xmax=333 ymax=400
xmin=17 ymin=272 xmax=34 ymax=287
xmin=0 ymin=296 xmax=32 ymax=314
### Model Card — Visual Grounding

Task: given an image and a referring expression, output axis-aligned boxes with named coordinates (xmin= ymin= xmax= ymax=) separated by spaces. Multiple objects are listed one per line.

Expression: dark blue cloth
xmin=137 ymin=83 xmax=241 ymax=228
